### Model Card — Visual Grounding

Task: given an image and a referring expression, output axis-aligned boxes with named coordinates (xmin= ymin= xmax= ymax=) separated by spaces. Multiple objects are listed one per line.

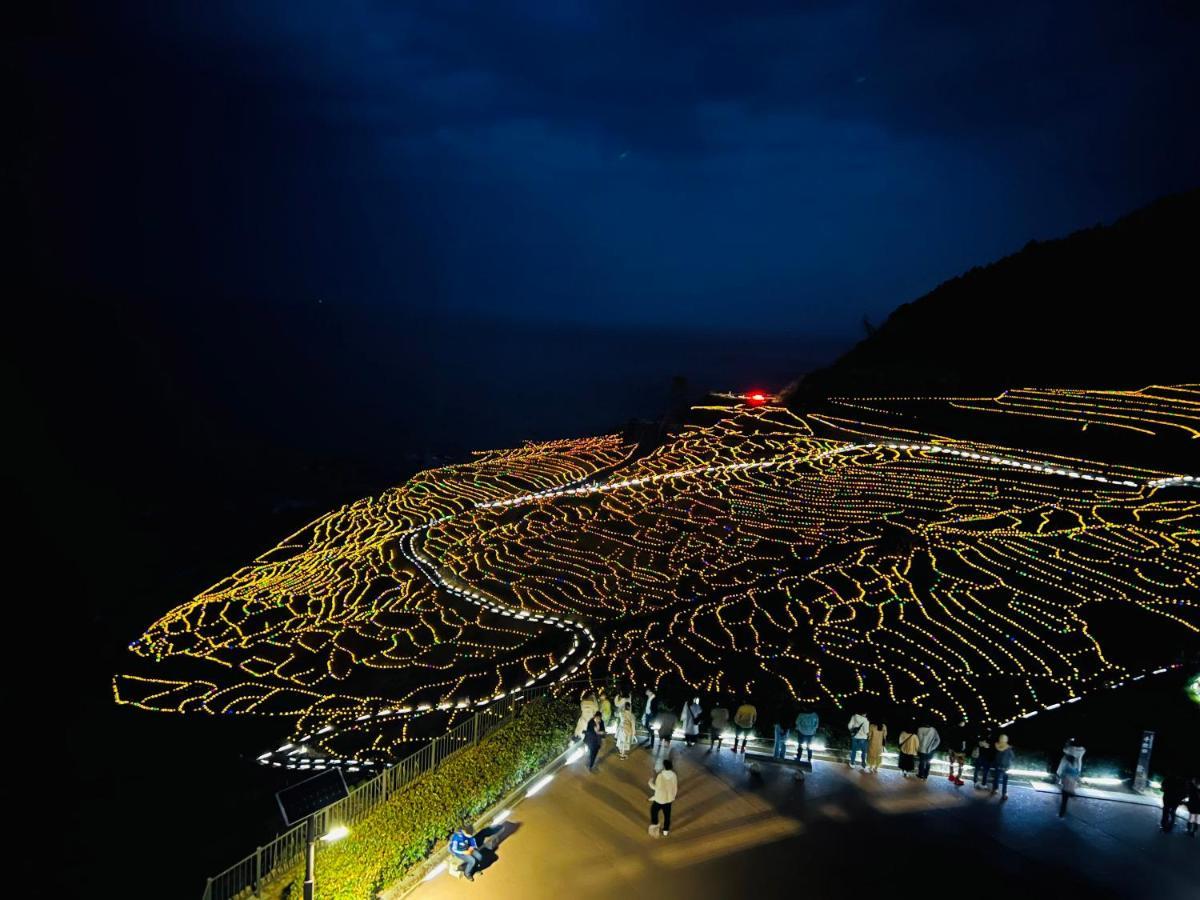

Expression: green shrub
xmin=273 ymin=698 xmax=574 ymax=900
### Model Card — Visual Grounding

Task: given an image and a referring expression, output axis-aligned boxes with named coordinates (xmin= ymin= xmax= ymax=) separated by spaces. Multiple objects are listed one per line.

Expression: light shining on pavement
xmin=424 ymin=862 xmax=447 ymax=881
xmin=526 ymin=775 xmax=554 ymax=797
xmin=566 ymin=747 xmax=586 ymax=764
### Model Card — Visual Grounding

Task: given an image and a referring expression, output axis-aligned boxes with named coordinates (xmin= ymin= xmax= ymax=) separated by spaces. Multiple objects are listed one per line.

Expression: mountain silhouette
xmin=787 ymin=188 xmax=1199 ymax=401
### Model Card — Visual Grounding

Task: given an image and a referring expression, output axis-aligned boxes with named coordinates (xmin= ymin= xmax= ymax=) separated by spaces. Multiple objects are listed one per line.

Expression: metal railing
xmin=202 ymin=686 xmax=554 ymax=900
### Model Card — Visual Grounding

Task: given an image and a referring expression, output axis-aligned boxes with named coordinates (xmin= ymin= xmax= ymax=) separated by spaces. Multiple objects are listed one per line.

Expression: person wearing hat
xmin=990 ymin=734 xmax=1014 ymax=800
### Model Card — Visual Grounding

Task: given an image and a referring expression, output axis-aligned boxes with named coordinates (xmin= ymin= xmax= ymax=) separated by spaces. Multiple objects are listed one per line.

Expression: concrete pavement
xmin=404 ymin=738 xmax=1199 ymax=900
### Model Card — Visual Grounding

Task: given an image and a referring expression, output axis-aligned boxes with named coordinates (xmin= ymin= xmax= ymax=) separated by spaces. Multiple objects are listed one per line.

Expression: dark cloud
xmin=13 ymin=0 xmax=1200 ymax=333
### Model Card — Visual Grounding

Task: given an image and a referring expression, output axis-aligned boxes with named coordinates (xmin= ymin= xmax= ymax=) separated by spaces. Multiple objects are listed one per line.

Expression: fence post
xmin=473 ymin=712 xmax=480 ymax=746
xmin=254 ymin=846 xmax=262 ymax=897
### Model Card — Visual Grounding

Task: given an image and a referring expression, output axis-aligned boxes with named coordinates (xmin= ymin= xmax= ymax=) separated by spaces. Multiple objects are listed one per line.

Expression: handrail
xmin=201 ymin=685 xmax=553 ymax=900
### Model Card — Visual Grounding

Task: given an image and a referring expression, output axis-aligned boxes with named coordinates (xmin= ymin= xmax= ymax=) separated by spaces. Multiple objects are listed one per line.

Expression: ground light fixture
xmin=320 ymin=825 xmax=349 ymax=842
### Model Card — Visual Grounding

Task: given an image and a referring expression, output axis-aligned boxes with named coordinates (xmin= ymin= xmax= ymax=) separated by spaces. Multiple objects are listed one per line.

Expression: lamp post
xmin=303 ymin=817 xmax=317 ymax=900
xmin=304 ymin=819 xmax=350 ymax=900
xmin=275 ymin=768 xmax=351 ymax=900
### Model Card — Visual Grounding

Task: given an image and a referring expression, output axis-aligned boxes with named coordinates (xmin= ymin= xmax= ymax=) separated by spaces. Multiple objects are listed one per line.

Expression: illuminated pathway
xmin=400 ymin=743 xmax=1200 ymax=900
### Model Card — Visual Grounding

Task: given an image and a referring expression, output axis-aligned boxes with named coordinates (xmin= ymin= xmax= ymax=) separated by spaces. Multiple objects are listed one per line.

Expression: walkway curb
xmin=381 ymin=737 xmax=583 ymax=899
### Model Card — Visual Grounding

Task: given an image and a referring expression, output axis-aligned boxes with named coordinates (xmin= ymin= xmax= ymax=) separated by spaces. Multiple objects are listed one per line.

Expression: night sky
xmin=17 ymin=1 xmax=1200 ymax=331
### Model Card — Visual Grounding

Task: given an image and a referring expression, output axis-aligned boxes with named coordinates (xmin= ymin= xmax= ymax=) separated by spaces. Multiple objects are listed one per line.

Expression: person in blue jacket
xmin=448 ymin=820 xmax=482 ymax=881
xmin=795 ymin=709 xmax=819 ymax=763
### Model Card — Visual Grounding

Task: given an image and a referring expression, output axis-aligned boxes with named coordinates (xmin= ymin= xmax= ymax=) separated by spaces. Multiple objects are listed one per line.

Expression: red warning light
xmin=747 ymin=391 xmax=768 ymax=406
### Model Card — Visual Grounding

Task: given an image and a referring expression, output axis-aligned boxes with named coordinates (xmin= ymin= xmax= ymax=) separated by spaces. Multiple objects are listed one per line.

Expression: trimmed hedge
xmin=275 ymin=698 xmax=575 ymax=899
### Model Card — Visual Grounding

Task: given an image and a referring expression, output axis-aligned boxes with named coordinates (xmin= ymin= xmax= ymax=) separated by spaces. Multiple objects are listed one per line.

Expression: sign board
xmin=1132 ymin=730 xmax=1155 ymax=793
xmin=276 ymin=768 xmax=350 ymax=826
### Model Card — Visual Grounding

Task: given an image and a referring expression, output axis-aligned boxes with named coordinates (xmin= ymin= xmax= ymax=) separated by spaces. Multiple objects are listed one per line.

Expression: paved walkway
xmin=406 ymin=739 xmax=1198 ymax=900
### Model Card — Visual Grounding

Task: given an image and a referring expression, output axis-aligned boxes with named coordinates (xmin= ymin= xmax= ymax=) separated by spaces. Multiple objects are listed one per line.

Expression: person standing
xmin=897 ymin=726 xmax=919 ymax=777
xmin=576 ymin=691 xmax=598 ymax=740
xmin=847 ymin=710 xmax=870 ymax=769
xmin=867 ymin=720 xmax=887 ymax=773
xmin=1159 ymin=773 xmax=1187 ymax=832
xmin=648 ymin=758 xmax=679 ymax=837
xmin=1186 ymin=776 xmax=1199 ymax=837
xmin=991 ymin=734 xmax=1013 ymax=801
xmin=681 ymin=696 xmax=703 ymax=747
xmin=641 ymin=688 xmax=660 ymax=747
xmin=733 ymin=700 xmax=758 ymax=753
xmin=599 ymin=689 xmax=613 ymax=730
xmin=709 ymin=703 xmax=731 ymax=751
xmin=655 ymin=704 xmax=679 ymax=757
xmin=772 ymin=706 xmax=791 ymax=760
xmin=946 ymin=730 xmax=969 ymax=787
xmin=614 ymin=688 xmax=631 ymax=729
xmin=584 ymin=712 xmax=606 ymax=772
xmin=795 ymin=708 xmax=819 ymax=763
xmin=1057 ymin=748 xmax=1081 ymax=816
xmin=1057 ymin=738 xmax=1086 ymax=783
xmin=916 ymin=720 xmax=941 ymax=780
xmin=973 ymin=733 xmax=995 ymax=789
xmin=616 ymin=701 xmax=637 ymax=759
xmin=448 ymin=821 xmax=482 ymax=882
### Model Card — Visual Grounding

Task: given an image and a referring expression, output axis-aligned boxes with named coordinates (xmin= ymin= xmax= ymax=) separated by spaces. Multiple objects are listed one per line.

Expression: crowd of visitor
xmin=447 ymin=685 xmax=1199 ymax=880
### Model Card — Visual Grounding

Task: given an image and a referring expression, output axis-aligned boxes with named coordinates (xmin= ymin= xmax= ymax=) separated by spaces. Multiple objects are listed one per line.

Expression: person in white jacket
xmin=616 ymin=701 xmax=636 ymax=759
xmin=680 ymin=697 xmax=702 ymax=747
xmin=847 ymin=711 xmax=870 ymax=769
xmin=916 ymin=721 xmax=941 ymax=780
xmin=648 ymin=757 xmax=679 ymax=837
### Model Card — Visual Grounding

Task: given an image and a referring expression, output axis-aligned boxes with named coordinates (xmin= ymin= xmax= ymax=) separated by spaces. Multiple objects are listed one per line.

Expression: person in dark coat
xmin=973 ymin=733 xmax=996 ymax=789
xmin=584 ymin=712 xmax=606 ymax=771
xmin=642 ymin=688 xmax=660 ymax=748
xmin=1160 ymin=773 xmax=1187 ymax=832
